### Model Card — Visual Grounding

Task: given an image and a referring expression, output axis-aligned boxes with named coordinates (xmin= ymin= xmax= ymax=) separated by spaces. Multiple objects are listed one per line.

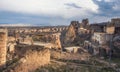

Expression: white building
xmin=92 ymin=32 xmax=113 ymax=45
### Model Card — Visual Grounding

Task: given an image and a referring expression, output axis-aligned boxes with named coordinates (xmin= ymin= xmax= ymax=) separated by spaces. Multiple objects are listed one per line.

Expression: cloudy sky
xmin=0 ymin=0 xmax=120 ymax=26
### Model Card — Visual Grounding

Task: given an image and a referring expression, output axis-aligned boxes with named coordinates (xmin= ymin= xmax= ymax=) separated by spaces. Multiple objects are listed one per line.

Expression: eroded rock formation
xmin=64 ymin=21 xmax=79 ymax=46
xmin=63 ymin=19 xmax=91 ymax=46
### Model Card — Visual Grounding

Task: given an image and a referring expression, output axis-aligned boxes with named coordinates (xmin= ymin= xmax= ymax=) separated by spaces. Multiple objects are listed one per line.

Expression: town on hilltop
xmin=0 ymin=18 xmax=120 ymax=72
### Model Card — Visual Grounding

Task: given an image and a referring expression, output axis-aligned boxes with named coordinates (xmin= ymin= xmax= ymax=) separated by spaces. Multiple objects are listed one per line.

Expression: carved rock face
xmin=63 ymin=20 xmax=90 ymax=46
xmin=64 ymin=23 xmax=77 ymax=45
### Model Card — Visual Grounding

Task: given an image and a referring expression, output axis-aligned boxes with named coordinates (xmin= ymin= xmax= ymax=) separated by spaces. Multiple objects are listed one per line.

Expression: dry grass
xmin=51 ymin=50 xmax=90 ymax=61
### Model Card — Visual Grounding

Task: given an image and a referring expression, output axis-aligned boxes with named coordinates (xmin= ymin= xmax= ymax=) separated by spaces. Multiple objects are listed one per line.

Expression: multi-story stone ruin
xmin=62 ymin=18 xmax=120 ymax=57
xmin=83 ymin=18 xmax=120 ymax=56
xmin=63 ymin=19 xmax=91 ymax=46
xmin=0 ymin=29 xmax=7 ymax=69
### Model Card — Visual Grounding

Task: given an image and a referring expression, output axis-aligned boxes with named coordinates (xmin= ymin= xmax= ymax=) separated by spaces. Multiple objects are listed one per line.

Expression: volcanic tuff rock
xmin=64 ymin=25 xmax=75 ymax=44
xmin=64 ymin=21 xmax=78 ymax=45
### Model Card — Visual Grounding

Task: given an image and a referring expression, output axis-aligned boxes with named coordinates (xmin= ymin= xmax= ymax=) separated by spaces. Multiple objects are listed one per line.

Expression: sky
xmin=0 ymin=0 xmax=120 ymax=26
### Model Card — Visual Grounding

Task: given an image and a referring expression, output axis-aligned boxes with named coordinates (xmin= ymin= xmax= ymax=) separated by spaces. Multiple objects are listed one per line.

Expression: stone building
xmin=49 ymin=33 xmax=62 ymax=49
xmin=105 ymin=22 xmax=115 ymax=34
xmin=87 ymin=18 xmax=120 ymax=56
xmin=91 ymin=32 xmax=113 ymax=45
xmin=78 ymin=19 xmax=90 ymax=34
xmin=112 ymin=18 xmax=120 ymax=34
xmin=0 ymin=29 xmax=7 ymax=69
xmin=63 ymin=19 xmax=92 ymax=46
xmin=90 ymin=22 xmax=107 ymax=32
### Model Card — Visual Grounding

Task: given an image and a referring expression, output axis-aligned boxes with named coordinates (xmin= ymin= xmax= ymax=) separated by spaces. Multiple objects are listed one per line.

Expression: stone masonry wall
xmin=0 ymin=29 xmax=7 ymax=69
xmin=5 ymin=45 xmax=50 ymax=72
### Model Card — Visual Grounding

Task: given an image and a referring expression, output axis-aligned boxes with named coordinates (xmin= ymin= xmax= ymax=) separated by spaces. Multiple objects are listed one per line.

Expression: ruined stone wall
xmin=0 ymin=29 xmax=7 ymax=69
xmin=105 ymin=22 xmax=115 ymax=34
xmin=50 ymin=33 xmax=62 ymax=49
xmin=14 ymin=49 xmax=50 ymax=72
xmin=32 ymin=32 xmax=62 ymax=49
xmin=92 ymin=32 xmax=113 ymax=45
xmin=9 ymin=26 xmax=68 ymax=34
xmin=111 ymin=18 xmax=120 ymax=25
xmin=6 ymin=45 xmax=50 ymax=72
xmin=106 ymin=26 xmax=115 ymax=34
xmin=90 ymin=24 xmax=105 ymax=32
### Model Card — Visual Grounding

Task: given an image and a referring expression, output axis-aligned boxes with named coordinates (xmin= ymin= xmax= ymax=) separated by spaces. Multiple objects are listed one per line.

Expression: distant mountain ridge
xmin=0 ymin=23 xmax=32 ymax=27
xmin=0 ymin=23 xmax=68 ymax=27
xmin=0 ymin=23 xmax=52 ymax=27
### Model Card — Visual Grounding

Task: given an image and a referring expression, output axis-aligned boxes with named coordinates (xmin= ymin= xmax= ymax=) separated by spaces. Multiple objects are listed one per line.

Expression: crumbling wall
xmin=5 ymin=45 xmax=50 ymax=72
xmin=50 ymin=33 xmax=62 ymax=49
xmin=33 ymin=33 xmax=62 ymax=49
xmin=106 ymin=23 xmax=115 ymax=34
xmin=0 ymin=29 xmax=7 ymax=69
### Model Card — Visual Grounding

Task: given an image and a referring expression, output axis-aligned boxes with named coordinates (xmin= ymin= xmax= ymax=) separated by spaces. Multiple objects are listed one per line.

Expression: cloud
xmin=94 ymin=0 xmax=120 ymax=17
xmin=90 ymin=15 xmax=111 ymax=23
xmin=1 ymin=0 xmax=120 ymax=25
xmin=95 ymin=0 xmax=120 ymax=11
xmin=112 ymin=0 xmax=120 ymax=11
xmin=0 ymin=0 xmax=99 ymax=18
xmin=113 ymin=4 xmax=120 ymax=10
xmin=104 ymin=0 xmax=113 ymax=2
xmin=64 ymin=3 xmax=82 ymax=9
xmin=96 ymin=0 xmax=114 ymax=2
xmin=96 ymin=0 xmax=102 ymax=2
